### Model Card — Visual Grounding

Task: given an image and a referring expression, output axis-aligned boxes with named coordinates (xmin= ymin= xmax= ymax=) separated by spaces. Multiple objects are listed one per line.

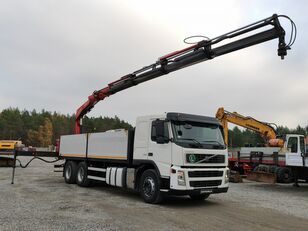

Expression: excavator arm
xmin=216 ymin=107 xmax=284 ymax=147
xmin=75 ymin=14 xmax=296 ymax=134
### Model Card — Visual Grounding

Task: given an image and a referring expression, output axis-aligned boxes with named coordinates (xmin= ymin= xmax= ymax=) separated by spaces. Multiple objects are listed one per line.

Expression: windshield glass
xmin=171 ymin=121 xmax=225 ymax=149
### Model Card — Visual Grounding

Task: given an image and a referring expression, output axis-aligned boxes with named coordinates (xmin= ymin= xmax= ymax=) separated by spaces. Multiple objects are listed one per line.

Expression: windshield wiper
xmin=178 ymin=138 xmax=202 ymax=147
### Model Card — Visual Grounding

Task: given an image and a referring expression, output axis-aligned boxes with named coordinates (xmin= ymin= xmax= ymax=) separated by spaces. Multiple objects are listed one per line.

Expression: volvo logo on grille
xmin=198 ymin=154 xmax=218 ymax=163
xmin=187 ymin=154 xmax=224 ymax=164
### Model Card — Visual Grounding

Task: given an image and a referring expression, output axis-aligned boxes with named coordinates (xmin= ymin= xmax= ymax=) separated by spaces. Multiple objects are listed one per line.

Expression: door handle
xmin=148 ymin=152 xmax=153 ymax=156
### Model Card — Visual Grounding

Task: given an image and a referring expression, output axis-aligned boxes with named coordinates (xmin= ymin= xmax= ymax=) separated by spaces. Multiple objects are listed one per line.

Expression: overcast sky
xmin=0 ymin=0 xmax=307 ymax=127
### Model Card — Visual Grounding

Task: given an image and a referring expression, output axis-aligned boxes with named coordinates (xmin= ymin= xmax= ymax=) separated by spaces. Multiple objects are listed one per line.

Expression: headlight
xmin=225 ymin=169 xmax=230 ymax=183
xmin=177 ymin=170 xmax=186 ymax=186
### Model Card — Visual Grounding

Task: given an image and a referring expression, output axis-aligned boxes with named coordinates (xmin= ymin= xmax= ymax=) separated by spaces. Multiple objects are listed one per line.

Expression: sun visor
xmin=166 ymin=112 xmax=221 ymax=125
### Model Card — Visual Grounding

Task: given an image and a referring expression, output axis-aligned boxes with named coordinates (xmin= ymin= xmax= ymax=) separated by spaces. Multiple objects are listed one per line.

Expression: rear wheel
xmin=277 ymin=167 xmax=293 ymax=183
xmin=76 ymin=162 xmax=92 ymax=187
xmin=189 ymin=194 xmax=210 ymax=201
xmin=139 ymin=169 xmax=163 ymax=204
xmin=64 ymin=161 xmax=78 ymax=184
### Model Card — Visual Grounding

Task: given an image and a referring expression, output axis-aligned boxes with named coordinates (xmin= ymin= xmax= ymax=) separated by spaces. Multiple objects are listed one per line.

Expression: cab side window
xmin=151 ymin=121 xmax=169 ymax=142
xmin=287 ymin=137 xmax=298 ymax=153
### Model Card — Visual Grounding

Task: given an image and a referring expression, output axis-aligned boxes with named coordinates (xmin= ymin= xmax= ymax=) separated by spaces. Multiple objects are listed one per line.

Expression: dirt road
xmin=0 ymin=159 xmax=308 ymax=231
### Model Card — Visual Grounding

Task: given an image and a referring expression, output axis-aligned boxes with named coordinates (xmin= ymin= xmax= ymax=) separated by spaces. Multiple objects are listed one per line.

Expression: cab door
xmin=147 ymin=120 xmax=172 ymax=177
xmin=285 ymin=135 xmax=307 ymax=167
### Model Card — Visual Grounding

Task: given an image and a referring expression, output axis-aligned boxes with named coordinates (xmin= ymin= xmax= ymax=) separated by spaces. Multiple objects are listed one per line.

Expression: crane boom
xmin=75 ymin=14 xmax=294 ymax=134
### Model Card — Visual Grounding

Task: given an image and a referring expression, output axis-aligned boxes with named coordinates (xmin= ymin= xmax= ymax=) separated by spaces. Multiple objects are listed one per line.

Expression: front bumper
xmin=169 ymin=166 xmax=229 ymax=192
xmin=162 ymin=187 xmax=228 ymax=196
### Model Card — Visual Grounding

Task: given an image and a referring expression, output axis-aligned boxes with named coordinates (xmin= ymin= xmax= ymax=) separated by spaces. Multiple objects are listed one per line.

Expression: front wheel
xmin=189 ymin=194 xmax=210 ymax=201
xmin=139 ymin=169 xmax=163 ymax=204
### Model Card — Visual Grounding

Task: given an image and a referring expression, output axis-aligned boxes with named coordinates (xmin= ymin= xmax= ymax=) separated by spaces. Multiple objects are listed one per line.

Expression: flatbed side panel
xmin=240 ymin=147 xmax=282 ymax=155
xmin=87 ymin=130 xmax=128 ymax=160
xmin=59 ymin=134 xmax=87 ymax=158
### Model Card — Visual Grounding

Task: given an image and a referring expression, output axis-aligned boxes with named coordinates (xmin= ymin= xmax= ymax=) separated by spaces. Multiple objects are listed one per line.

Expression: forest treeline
xmin=228 ymin=125 xmax=307 ymax=148
xmin=0 ymin=108 xmax=306 ymax=147
xmin=0 ymin=108 xmax=132 ymax=147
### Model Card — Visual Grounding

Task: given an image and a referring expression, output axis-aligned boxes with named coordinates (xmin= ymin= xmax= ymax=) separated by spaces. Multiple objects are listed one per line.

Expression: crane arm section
xmin=216 ymin=107 xmax=284 ymax=147
xmin=75 ymin=14 xmax=294 ymax=134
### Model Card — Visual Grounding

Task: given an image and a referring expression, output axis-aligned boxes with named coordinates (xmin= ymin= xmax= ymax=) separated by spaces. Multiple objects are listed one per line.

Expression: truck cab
xmin=134 ymin=112 xmax=229 ymax=196
xmin=285 ymin=134 xmax=308 ymax=167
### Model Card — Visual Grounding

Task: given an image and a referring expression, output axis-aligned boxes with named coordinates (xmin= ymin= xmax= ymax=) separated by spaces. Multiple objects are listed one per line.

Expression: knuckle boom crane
xmin=75 ymin=14 xmax=296 ymax=134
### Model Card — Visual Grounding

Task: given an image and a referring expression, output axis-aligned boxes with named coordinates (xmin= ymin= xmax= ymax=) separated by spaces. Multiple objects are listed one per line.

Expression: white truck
xmin=60 ymin=113 xmax=229 ymax=203
xmin=239 ymin=134 xmax=308 ymax=183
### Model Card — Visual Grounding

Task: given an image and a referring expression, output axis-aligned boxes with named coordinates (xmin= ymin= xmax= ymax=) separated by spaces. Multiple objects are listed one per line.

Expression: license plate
xmin=200 ymin=189 xmax=212 ymax=194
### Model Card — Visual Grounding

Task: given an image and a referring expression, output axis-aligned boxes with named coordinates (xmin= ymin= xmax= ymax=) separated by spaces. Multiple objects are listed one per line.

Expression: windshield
xmin=171 ymin=121 xmax=225 ymax=149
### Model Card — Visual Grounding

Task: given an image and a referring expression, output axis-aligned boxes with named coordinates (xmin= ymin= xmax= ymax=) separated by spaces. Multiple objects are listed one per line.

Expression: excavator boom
xmin=216 ymin=107 xmax=284 ymax=147
xmin=75 ymin=14 xmax=296 ymax=134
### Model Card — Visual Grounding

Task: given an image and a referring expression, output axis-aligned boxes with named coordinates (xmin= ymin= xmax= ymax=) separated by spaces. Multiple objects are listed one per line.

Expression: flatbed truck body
xmin=59 ymin=113 xmax=229 ymax=203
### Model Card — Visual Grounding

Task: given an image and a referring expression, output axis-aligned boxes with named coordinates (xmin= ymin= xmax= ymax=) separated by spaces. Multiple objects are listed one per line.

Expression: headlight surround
xmin=177 ymin=170 xmax=186 ymax=186
xmin=225 ymin=169 xmax=230 ymax=183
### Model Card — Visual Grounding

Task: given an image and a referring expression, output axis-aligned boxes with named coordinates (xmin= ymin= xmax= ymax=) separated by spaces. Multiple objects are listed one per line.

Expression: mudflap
xmin=246 ymin=171 xmax=277 ymax=184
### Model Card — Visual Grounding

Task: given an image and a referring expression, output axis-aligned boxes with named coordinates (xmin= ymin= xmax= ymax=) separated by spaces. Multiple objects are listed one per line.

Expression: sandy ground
xmin=0 ymin=158 xmax=308 ymax=231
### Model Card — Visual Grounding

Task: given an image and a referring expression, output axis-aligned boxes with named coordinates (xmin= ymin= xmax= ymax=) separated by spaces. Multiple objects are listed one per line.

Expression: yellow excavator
xmin=215 ymin=107 xmax=307 ymax=184
xmin=215 ymin=107 xmax=284 ymax=147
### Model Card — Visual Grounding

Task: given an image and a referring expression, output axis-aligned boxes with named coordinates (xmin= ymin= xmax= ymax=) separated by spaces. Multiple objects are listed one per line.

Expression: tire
xmin=259 ymin=165 xmax=269 ymax=173
xmin=139 ymin=169 xmax=163 ymax=204
xmin=64 ymin=161 xmax=78 ymax=184
xmin=76 ymin=162 xmax=92 ymax=187
xmin=277 ymin=167 xmax=294 ymax=183
xmin=275 ymin=167 xmax=281 ymax=174
xmin=269 ymin=165 xmax=277 ymax=174
xmin=189 ymin=194 xmax=210 ymax=201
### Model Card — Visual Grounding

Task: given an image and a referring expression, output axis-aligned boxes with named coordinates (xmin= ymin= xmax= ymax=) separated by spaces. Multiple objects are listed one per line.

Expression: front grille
xmin=186 ymin=154 xmax=225 ymax=163
xmin=190 ymin=180 xmax=222 ymax=188
xmin=188 ymin=170 xmax=223 ymax=178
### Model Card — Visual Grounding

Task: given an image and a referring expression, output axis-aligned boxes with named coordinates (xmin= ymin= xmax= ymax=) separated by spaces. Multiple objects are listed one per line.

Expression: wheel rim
xmin=143 ymin=177 xmax=155 ymax=198
xmin=65 ymin=165 xmax=72 ymax=180
xmin=78 ymin=167 xmax=85 ymax=182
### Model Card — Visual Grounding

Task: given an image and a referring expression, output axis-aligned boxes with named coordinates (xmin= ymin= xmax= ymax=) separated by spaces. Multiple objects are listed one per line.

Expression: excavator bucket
xmin=229 ymin=170 xmax=243 ymax=183
xmin=246 ymin=171 xmax=277 ymax=184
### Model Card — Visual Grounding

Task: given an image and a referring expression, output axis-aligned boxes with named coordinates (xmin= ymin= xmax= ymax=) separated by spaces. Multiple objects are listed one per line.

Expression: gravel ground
xmin=0 ymin=158 xmax=308 ymax=231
